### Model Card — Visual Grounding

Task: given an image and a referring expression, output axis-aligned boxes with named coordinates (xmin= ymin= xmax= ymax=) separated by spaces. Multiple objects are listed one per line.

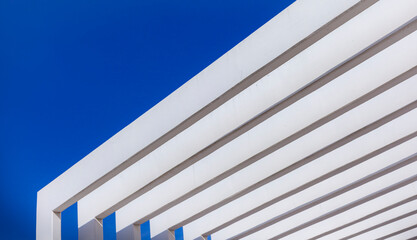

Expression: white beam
xmin=333 ymin=207 xmax=417 ymax=240
xmin=200 ymin=119 xmax=417 ymax=239
xmin=185 ymin=77 xmax=417 ymax=239
xmin=240 ymin=160 xmax=417 ymax=239
xmin=39 ymin=0 xmax=362 ymax=238
xmin=36 ymin=0 xmax=417 ymax=239
xmin=143 ymin=31 xmax=417 ymax=237
xmin=208 ymin=107 xmax=417 ymax=239
xmin=114 ymin=0 xmax=417 ymax=235
xmin=383 ymin=228 xmax=417 ymax=240
xmin=294 ymin=188 xmax=417 ymax=239
xmin=76 ymin=0 xmax=367 ymax=231
xmin=174 ymin=17 xmax=416 ymax=238
xmin=350 ymin=213 xmax=417 ymax=240
xmin=249 ymin=155 xmax=417 ymax=239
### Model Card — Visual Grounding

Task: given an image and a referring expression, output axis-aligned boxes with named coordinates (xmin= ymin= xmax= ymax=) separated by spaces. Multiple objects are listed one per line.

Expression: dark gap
xmin=61 ymin=202 xmax=78 ymax=240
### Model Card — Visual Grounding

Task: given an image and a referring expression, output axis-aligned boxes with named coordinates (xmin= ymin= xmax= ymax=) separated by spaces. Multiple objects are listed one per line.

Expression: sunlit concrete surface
xmin=37 ymin=0 xmax=417 ymax=239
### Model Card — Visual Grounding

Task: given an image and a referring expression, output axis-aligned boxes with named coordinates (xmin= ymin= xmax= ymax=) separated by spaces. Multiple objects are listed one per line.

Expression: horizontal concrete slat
xmin=39 ymin=0 xmax=361 ymax=239
xmin=78 ymin=0 xmax=372 ymax=229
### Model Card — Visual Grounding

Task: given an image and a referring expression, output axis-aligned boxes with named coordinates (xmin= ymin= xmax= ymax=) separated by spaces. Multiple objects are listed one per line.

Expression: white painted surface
xmin=384 ymin=228 xmax=417 ymax=240
xmin=182 ymin=21 xmax=417 ymax=240
xmin=241 ymin=161 xmax=417 ymax=240
xmin=38 ymin=1 xmax=362 ymax=239
xmin=206 ymin=104 xmax=417 ymax=240
xmin=116 ymin=0 xmax=417 ymax=234
xmin=256 ymin=157 xmax=417 ymax=240
xmin=36 ymin=0 xmax=417 ymax=239
xmin=317 ymin=191 xmax=417 ymax=239
xmin=77 ymin=0 xmax=361 ymax=229
xmin=350 ymin=213 xmax=417 ymax=240
xmin=146 ymin=29 xmax=417 ymax=238
xmin=203 ymin=119 xmax=417 ymax=240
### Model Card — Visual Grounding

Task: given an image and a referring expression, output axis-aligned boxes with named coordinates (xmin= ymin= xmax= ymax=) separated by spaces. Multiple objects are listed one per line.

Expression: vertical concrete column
xmin=193 ymin=236 xmax=208 ymax=240
xmin=117 ymin=224 xmax=141 ymax=240
xmin=78 ymin=218 xmax=103 ymax=240
xmin=37 ymin=193 xmax=62 ymax=240
xmin=52 ymin=212 xmax=61 ymax=240
xmin=152 ymin=230 xmax=175 ymax=240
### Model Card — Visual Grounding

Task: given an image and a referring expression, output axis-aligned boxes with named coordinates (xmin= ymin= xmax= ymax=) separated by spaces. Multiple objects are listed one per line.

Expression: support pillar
xmin=52 ymin=212 xmax=61 ymax=240
xmin=152 ymin=230 xmax=175 ymax=240
xmin=78 ymin=218 xmax=103 ymax=240
xmin=193 ymin=236 xmax=208 ymax=240
xmin=36 ymin=193 xmax=62 ymax=240
xmin=117 ymin=224 xmax=141 ymax=240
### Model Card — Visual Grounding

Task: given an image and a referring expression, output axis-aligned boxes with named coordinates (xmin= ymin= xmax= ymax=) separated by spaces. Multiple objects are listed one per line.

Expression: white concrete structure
xmin=37 ymin=0 xmax=417 ymax=239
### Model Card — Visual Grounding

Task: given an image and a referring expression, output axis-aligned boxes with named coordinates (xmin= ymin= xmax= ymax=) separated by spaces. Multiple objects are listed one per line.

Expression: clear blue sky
xmin=0 ymin=0 xmax=295 ymax=239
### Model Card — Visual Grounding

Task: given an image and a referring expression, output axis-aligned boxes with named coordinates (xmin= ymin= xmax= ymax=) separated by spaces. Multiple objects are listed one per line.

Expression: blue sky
xmin=0 ymin=0 xmax=295 ymax=239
